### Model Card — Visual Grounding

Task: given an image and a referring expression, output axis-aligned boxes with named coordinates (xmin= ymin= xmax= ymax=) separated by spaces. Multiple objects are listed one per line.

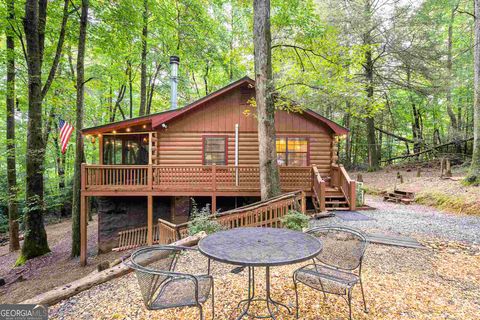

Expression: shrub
xmin=187 ymin=200 xmax=224 ymax=236
xmin=281 ymin=210 xmax=310 ymax=231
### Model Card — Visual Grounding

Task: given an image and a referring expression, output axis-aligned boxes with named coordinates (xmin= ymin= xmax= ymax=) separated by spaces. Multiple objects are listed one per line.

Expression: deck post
xmin=211 ymin=195 xmax=217 ymax=213
xmin=212 ymin=164 xmax=217 ymax=191
xmin=147 ymin=195 xmax=153 ymax=245
xmin=80 ymin=195 xmax=88 ymax=266
xmin=349 ymin=181 xmax=357 ymax=211
xmin=147 ymin=164 xmax=153 ymax=190
xmin=99 ymin=135 xmax=103 ymax=165
xmin=81 ymin=163 xmax=86 ymax=191
xmin=300 ymin=191 xmax=306 ymax=214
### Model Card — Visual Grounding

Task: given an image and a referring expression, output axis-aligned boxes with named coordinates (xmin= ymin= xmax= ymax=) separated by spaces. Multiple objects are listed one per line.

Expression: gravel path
xmin=311 ymin=196 xmax=480 ymax=244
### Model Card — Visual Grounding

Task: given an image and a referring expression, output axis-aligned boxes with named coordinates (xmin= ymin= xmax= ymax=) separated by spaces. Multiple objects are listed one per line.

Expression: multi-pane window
xmin=276 ymin=137 xmax=308 ymax=166
xmin=103 ymin=134 xmax=149 ymax=165
xmin=203 ymin=136 xmax=227 ymax=165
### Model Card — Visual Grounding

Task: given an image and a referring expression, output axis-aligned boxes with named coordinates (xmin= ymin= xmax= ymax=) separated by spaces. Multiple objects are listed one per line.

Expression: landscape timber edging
xmin=20 ymin=232 xmax=207 ymax=307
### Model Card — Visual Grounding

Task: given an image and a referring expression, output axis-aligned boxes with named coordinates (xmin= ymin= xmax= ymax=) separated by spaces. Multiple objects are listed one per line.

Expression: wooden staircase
xmin=325 ymin=186 xmax=349 ymax=211
xmin=311 ymin=164 xmax=357 ymax=214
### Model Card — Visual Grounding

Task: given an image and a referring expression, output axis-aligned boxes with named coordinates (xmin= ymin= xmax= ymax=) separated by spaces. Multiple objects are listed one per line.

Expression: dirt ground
xmin=49 ymin=235 xmax=480 ymax=320
xmin=354 ymin=164 xmax=480 ymax=215
xmin=0 ymin=216 xmax=126 ymax=304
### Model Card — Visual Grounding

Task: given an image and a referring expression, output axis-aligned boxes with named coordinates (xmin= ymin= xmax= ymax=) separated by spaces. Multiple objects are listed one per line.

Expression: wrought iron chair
xmin=293 ymin=226 xmax=368 ymax=320
xmin=124 ymin=245 xmax=214 ymax=320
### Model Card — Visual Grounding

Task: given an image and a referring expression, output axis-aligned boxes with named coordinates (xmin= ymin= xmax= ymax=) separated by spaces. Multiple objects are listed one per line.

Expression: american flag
xmin=59 ymin=119 xmax=74 ymax=154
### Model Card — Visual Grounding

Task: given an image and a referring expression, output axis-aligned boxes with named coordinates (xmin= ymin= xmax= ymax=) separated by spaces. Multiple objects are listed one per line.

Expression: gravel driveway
xmin=312 ymin=196 xmax=480 ymax=244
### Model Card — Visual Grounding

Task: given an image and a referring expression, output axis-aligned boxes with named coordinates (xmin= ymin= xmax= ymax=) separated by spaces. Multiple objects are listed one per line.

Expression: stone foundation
xmin=97 ymin=196 xmax=171 ymax=253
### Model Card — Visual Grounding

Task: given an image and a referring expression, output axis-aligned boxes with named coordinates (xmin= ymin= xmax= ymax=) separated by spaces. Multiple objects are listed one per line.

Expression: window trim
xmin=276 ymin=136 xmax=310 ymax=166
xmin=202 ymin=135 xmax=228 ymax=165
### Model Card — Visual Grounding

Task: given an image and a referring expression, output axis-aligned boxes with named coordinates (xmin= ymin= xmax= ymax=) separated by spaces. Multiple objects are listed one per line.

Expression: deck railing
xmin=113 ymin=224 xmax=160 ymax=251
xmin=82 ymin=164 xmax=312 ymax=193
xmin=157 ymin=190 xmax=306 ymax=244
xmin=311 ymin=165 xmax=326 ymax=211
xmin=331 ymin=164 xmax=356 ymax=210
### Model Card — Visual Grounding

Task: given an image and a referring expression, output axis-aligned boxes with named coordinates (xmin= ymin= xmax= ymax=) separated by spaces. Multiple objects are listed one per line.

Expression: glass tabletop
xmin=198 ymin=227 xmax=322 ymax=267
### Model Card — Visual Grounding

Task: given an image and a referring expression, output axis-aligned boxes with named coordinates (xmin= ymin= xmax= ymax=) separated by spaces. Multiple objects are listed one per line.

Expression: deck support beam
xmin=80 ymin=195 xmax=88 ymax=266
xmin=211 ymin=195 xmax=217 ymax=213
xmin=147 ymin=195 xmax=153 ymax=245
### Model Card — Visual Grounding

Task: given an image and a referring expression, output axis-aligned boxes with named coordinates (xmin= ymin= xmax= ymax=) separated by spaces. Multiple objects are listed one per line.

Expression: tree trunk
xmin=343 ymin=111 xmax=352 ymax=168
xmin=128 ymin=61 xmax=133 ymax=118
xmin=363 ymin=2 xmax=379 ymax=171
xmin=71 ymin=0 xmax=89 ymax=257
xmin=253 ymin=0 xmax=281 ymax=200
xmin=53 ymin=121 xmax=67 ymax=217
xmin=446 ymin=4 xmax=459 ymax=139
xmin=468 ymin=0 xmax=480 ymax=184
xmin=138 ymin=0 xmax=148 ymax=116
xmin=6 ymin=0 xmax=20 ymax=252
xmin=21 ymin=0 xmax=50 ymax=263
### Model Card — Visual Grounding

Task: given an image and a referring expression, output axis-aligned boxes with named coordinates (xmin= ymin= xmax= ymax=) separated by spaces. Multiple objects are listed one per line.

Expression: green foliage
xmin=0 ymin=212 xmax=8 ymax=233
xmin=462 ymin=174 xmax=480 ymax=187
xmin=187 ymin=200 xmax=223 ymax=236
xmin=280 ymin=210 xmax=309 ymax=231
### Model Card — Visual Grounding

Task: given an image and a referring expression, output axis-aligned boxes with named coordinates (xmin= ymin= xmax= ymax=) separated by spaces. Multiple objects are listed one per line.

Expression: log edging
xmin=21 ymin=233 xmax=206 ymax=306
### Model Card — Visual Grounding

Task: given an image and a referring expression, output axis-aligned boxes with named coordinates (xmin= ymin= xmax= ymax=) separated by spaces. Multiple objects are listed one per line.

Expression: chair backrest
xmin=126 ymin=246 xmax=183 ymax=308
xmin=306 ymin=226 xmax=367 ymax=270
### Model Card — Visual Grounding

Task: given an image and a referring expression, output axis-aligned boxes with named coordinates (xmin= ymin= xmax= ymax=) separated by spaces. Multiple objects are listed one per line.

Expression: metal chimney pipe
xmin=170 ymin=56 xmax=180 ymax=110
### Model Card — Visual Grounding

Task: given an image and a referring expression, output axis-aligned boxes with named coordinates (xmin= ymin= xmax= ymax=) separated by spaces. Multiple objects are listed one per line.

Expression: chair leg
xmin=347 ymin=289 xmax=353 ymax=320
xmin=198 ymin=305 xmax=204 ymax=320
xmin=359 ymin=278 xmax=368 ymax=313
xmin=211 ymin=279 xmax=215 ymax=319
xmin=293 ymin=276 xmax=299 ymax=319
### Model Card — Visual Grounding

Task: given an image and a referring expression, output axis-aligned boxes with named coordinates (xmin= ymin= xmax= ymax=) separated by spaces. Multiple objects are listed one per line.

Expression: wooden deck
xmin=81 ymin=164 xmax=313 ymax=196
xmin=79 ymin=163 xmax=357 ymax=265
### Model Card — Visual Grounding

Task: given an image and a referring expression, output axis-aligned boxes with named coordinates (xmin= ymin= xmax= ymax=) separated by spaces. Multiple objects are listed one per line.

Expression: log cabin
xmin=79 ymin=57 xmax=356 ymax=265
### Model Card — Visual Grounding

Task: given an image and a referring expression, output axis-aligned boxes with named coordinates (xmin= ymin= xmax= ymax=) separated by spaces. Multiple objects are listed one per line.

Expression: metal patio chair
xmin=293 ymin=226 xmax=368 ymax=320
xmin=124 ymin=245 xmax=214 ymax=320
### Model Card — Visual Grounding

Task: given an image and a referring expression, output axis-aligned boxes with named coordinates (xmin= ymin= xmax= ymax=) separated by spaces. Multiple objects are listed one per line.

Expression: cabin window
xmin=203 ymin=136 xmax=227 ymax=165
xmin=103 ymin=134 xmax=149 ymax=165
xmin=276 ymin=137 xmax=309 ymax=166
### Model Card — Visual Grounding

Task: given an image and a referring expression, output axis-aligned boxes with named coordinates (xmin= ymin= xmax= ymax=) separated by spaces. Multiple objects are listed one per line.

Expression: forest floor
xmin=354 ymin=163 xmax=480 ymax=215
xmin=48 ymin=197 xmax=480 ymax=319
xmin=0 ymin=216 xmax=126 ymax=304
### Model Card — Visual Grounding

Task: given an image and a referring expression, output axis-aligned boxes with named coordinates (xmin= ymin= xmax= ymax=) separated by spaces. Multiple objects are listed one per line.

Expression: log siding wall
xmin=154 ymin=85 xmax=334 ymax=176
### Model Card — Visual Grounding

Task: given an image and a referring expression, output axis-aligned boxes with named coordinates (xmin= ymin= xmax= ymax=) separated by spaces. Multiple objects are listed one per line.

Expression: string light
xmin=126 ymin=128 xmax=131 ymax=132
xmin=112 ymin=130 xmax=117 ymax=134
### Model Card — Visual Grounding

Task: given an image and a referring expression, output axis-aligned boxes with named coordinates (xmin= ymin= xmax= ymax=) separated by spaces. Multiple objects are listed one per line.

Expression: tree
xmin=20 ymin=0 xmax=52 ymax=263
xmin=467 ymin=0 xmax=480 ymax=185
xmin=19 ymin=0 xmax=70 ymax=263
xmin=72 ymin=0 xmax=90 ymax=257
xmin=253 ymin=0 xmax=281 ymax=200
xmin=139 ymin=0 xmax=148 ymax=116
xmin=6 ymin=0 xmax=19 ymax=251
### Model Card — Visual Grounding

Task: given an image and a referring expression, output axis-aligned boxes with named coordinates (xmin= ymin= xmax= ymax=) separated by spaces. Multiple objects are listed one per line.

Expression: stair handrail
xmin=312 ymin=165 xmax=326 ymax=212
xmin=157 ymin=190 xmax=307 ymax=243
xmin=337 ymin=164 xmax=356 ymax=210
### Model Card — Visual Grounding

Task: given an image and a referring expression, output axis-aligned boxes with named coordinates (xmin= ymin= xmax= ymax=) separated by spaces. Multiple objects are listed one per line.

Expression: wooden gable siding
xmin=154 ymin=85 xmax=334 ymax=176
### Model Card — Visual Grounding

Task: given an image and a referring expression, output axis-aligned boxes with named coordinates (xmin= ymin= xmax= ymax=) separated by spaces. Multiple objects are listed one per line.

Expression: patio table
xmin=198 ymin=227 xmax=322 ymax=319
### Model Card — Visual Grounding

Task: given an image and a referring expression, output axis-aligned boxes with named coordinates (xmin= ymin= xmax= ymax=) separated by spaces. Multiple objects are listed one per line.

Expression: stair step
xmin=325 ymin=195 xmax=345 ymax=198
xmin=326 ymin=201 xmax=348 ymax=205
xmin=326 ymin=207 xmax=351 ymax=211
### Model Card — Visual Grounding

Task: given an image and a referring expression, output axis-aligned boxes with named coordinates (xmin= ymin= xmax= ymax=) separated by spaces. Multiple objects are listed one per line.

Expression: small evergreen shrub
xmin=281 ymin=210 xmax=310 ymax=231
xmin=187 ymin=200 xmax=224 ymax=236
